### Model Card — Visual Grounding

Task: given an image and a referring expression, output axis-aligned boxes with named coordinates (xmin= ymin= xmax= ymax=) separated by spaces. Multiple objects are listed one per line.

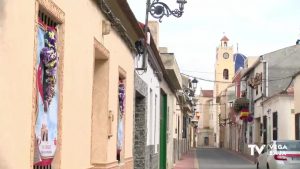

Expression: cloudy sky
xmin=127 ymin=0 xmax=300 ymax=89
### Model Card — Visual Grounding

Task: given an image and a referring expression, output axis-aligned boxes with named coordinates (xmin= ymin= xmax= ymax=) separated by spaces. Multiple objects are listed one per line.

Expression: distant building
xmin=197 ymin=90 xmax=214 ymax=147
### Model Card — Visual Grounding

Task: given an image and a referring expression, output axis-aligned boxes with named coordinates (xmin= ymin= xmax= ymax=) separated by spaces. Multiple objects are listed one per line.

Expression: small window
xmin=273 ymin=112 xmax=278 ymax=140
xmin=223 ymin=69 xmax=229 ymax=80
xmin=263 ymin=116 xmax=267 ymax=144
xmin=182 ymin=115 xmax=187 ymax=138
xmin=296 ymin=113 xmax=300 ymax=140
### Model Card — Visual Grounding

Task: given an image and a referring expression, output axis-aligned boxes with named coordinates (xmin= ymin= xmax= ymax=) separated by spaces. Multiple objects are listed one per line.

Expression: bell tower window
xmin=223 ymin=69 xmax=229 ymax=80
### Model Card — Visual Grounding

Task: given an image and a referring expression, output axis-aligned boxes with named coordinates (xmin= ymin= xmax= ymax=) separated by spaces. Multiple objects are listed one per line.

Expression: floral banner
xmin=34 ymin=26 xmax=59 ymax=166
xmin=117 ymin=80 xmax=125 ymax=160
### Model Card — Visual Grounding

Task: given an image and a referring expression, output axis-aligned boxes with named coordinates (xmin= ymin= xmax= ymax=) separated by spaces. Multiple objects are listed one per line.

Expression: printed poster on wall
xmin=117 ymin=80 xmax=125 ymax=159
xmin=34 ymin=25 xmax=59 ymax=166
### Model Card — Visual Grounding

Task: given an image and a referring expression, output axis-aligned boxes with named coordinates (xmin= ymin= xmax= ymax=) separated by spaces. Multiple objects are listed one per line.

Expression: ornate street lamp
xmin=136 ymin=0 xmax=187 ymax=71
xmin=148 ymin=0 xmax=187 ymax=22
xmin=191 ymin=78 xmax=198 ymax=90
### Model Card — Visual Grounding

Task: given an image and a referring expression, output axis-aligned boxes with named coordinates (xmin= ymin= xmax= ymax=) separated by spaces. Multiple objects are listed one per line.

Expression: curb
xmin=193 ymin=149 xmax=199 ymax=169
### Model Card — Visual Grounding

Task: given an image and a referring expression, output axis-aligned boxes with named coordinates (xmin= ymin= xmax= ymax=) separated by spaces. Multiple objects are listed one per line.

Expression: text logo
xmin=248 ymin=144 xmax=287 ymax=156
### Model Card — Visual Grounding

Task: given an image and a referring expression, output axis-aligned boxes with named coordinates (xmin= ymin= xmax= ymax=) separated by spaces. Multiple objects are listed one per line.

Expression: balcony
xmin=160 ymin=47 xmax=182 ymax=90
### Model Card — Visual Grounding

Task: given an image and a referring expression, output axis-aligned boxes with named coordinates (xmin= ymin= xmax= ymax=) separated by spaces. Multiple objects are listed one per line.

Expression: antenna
xmin=297 ymin=27 xmax=300 ymax=45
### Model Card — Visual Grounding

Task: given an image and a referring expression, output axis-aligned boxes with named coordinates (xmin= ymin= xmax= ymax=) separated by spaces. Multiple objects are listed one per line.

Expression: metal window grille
xmin=33 ymin=165 xmax=52 ymax=169
xmin=263 ymin=116 xmax=267 ymax=144
xmin=38 ymin=10 xmax=57 ymax=28
xmin=272 ymin=112 xmax=278 ymax=140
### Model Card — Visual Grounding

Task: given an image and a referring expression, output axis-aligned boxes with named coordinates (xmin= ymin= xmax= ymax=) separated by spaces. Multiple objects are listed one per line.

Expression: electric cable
xmin=181 ymin=73 xmax=296 ymax=84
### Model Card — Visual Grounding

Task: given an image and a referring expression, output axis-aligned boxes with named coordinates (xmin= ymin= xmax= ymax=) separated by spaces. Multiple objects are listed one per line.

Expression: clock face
xmin=223 ymin=52 xmax=229 ymax=59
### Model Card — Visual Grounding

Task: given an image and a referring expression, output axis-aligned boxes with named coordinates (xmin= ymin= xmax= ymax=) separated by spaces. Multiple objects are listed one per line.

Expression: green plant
xmin=233 ymin=97 xmax=249 ymax=113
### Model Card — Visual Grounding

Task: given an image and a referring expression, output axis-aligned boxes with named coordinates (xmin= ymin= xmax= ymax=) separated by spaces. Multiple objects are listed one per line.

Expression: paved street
xmin=196 ymin=148 xmax=256 ymax=169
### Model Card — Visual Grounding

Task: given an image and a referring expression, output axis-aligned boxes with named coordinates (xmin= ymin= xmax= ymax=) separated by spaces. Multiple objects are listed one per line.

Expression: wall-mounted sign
xmin=248 ymin=72 xmax=262 ymax=89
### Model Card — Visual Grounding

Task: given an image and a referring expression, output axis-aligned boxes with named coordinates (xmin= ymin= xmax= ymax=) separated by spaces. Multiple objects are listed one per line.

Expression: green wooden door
xmin=159 ymin=94 xmax=167 ymax=169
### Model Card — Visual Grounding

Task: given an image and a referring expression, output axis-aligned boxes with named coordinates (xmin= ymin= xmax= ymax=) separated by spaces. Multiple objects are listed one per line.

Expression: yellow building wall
xmin=0 ymin=0 xmax=36 ymax=168
xmin=105 ymin=30 xmax=134 ymax=164
xmin=0 ymin=0 xmax=134 ymax=169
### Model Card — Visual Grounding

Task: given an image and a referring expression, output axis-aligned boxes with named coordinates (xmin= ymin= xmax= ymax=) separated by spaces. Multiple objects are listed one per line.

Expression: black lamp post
xmin=191 ymin=78 xmax=198 ymax=91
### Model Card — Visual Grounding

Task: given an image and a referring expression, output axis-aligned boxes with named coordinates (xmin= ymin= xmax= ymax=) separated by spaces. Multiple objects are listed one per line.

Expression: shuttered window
xmin=263 ymin=116 xmax=267 ymax=144
xmin=273 ymin=112 xmax=278 ymax=140
xmin=296 ymin=113 xmax=300 ymax=140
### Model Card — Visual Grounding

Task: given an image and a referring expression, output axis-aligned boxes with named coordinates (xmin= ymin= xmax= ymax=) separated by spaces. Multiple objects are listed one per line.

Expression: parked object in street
xmin=256 ymin=140 xmax=300 ymax=169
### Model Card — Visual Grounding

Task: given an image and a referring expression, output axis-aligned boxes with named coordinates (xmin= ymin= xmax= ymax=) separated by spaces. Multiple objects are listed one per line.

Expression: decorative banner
xmin=248 ymin=73 xmax=262 ymax=89
xmin=119 ymin=80 xmax=126 ymax=116
xmin=117 ymin=80 xmax=125 ymax=159
xmin=240 ymin=108 xmax=249 ymax=120
xmin=34 ymin=26 xmax=59 ymax=166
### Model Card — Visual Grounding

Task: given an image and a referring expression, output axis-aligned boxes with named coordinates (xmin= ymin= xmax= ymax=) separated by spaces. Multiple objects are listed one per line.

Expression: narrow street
xmin=196 ymin=148 xmax=256 ymax=169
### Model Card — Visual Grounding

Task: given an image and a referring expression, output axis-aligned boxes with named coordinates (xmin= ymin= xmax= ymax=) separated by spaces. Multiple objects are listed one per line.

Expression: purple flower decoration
xmin=44 ymin=29 xmax=57 ymax=50
xmin=119 ymin=82 xmax=126 ymax=116
xmin=40 ymin=29 xmax=58 ymax=112
xmin=247 ymin=116 xmax=253 ymax=122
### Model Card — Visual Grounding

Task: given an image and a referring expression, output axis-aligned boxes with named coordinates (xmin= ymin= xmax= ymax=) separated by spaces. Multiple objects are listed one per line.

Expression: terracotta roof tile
xmin=221 ymin=36 xmax=229 ymax=41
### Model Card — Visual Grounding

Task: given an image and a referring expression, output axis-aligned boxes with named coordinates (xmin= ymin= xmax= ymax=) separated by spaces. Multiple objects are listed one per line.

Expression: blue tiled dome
xmin=234 ymin=53 xmax=247 ymax=73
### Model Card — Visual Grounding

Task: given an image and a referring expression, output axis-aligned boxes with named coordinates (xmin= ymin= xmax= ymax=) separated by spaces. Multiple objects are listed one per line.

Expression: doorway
xmin=204 ymin=137 xmax=209 ymax=146
xmin=159 ymin=92 xmax=167 ymax=169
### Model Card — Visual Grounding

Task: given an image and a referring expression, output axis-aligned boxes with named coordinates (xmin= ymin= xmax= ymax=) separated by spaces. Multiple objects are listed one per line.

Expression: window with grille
xmin=38 ymin=10 xmax=58 ymax=28
xmin=296 ymin=113 xmax=300 ymax=140
xmin=273 ymin=112 xmax=278 ymax=140
xmin=263 ymin=116 xmax=267 ymax=144
xmin=182 ymin=115 xmax=187 ymax=138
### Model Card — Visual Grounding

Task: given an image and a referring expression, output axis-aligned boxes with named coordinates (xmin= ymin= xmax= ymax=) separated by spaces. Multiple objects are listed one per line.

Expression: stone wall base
xmin=146 ymin=145 xmax=158 ymax=169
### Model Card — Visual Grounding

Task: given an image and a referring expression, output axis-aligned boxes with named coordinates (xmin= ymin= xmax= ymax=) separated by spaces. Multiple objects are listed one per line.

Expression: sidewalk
xmin=174 ymin=149 xmax=199 ymax=169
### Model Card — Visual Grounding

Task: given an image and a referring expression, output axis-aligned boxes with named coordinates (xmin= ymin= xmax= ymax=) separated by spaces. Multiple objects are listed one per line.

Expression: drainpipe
xmin=142 ymin=0 xmax=151 ymax=71
xmin=260 ymin=56 xmax=268 ymax=98
xmin=260 ymin=55 xmax=269 ymax=143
